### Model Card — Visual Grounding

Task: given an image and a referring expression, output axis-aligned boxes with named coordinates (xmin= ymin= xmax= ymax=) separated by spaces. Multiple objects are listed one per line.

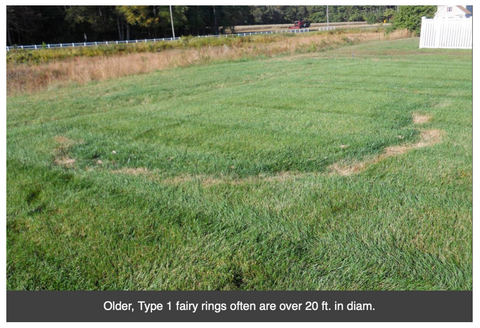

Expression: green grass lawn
xmin=7 ymin=38 xmax=472 ymax=290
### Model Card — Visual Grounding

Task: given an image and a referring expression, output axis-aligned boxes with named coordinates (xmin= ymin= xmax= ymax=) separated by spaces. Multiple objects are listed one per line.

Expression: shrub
xmin=384 ymin=25 xmax=397 ymax=35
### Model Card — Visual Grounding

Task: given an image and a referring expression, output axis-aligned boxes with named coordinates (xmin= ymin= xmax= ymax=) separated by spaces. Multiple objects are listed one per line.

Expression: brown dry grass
xmin=109 ymin=169 xmax=234 ymax=186
xmin=261 ymin=171 xmax=316 ymax=182
xmin=412 ymin=113 xmax=432 ymax=125
xmin=414 ymin=129 xmax=444 ymax=148
xmin=163 ymin=174 xmax=226 ymax=186
xmin=328 ymin=129 xmax=444 ymax=176
xmin=108 ymin=167 xmax=313 ymax=186
xmin=53 ymin=136 xmax=75 ymax=147
xmin=7 ymin=29 xmax=412 ymax=96
xmin=52 ymin=135 xmax=82 ymax=168
xmin=107 ymin=127 xmax=442 ymax=183
xmin=110 ymin=167 xmax=150 ymax=176
xmin=107 ymin=118 xmax=442 ymax=182
xmin=54 ymin=157 xmax=76 ymax=167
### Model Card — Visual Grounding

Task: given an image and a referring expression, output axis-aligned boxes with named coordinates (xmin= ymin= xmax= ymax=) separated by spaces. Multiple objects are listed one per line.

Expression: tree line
xmin=7 ymin=5 xmax=435 ymax=45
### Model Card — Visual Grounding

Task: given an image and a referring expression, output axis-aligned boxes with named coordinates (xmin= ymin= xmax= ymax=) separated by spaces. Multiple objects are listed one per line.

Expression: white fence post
xmin=434 ymin=18 xmax=441 ymax=48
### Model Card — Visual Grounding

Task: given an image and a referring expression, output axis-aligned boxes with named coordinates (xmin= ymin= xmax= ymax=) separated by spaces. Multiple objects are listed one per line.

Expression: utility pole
xmin=169 ymin=5 xmax=175 ymax=39
xmin=326 ymin=5 xmax=329 ymax=28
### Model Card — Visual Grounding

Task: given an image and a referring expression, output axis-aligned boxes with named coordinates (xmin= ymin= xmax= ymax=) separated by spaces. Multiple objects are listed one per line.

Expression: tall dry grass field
xmin=7 ymin=29 xmax=412 ymax=95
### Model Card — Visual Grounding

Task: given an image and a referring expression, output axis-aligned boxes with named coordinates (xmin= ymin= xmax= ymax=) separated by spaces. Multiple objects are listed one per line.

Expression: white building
xmin=434 ymin=5 xmax=472 ymax=18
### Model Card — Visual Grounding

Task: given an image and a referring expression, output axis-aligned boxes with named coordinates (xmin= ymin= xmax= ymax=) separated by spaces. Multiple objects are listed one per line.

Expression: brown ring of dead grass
xmin=106 ymin=113 xmax=442 ymax=182
xmin=327 ymin=129 xmax=444 ymax=176
xmin=107 ymin=129 xmax=444 ymax=182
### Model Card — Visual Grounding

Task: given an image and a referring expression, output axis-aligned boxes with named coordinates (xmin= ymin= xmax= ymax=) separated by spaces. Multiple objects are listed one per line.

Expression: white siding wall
xmin=419 ymin=17 xmax=472 ymax=49
xmin=435 ymin=5 xmax=470 ymax=18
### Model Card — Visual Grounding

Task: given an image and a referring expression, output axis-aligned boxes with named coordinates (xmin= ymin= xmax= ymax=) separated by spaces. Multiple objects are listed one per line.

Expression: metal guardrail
xmin=6 ymin=28 xmax=310 ymax=52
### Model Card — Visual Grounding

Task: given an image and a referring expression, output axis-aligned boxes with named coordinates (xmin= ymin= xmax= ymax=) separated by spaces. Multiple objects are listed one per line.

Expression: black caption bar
xmin=7 ymin=291 xmax=472 ymax=322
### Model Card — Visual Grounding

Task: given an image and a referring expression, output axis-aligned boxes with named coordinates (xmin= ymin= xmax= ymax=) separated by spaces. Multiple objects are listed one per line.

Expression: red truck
xmin=289 ymin=20 xmax=311 ymax=29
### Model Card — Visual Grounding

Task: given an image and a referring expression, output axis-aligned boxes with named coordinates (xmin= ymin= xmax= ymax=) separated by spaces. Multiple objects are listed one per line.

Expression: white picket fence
xmin=419 ymin=17 xmax=472 ymax=49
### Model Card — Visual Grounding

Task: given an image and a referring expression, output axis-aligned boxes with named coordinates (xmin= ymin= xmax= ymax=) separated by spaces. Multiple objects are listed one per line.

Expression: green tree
xmin=7 ymin=6 xmax=41 ymax=45
xmin=65 ymin=6 xmax=117 ymax=41
xmin=350 ymin=11 xmax=366 ymax=22
xmin=184 ymin=6 xmax=210 ymax=35
xmin=218 ymin=6 xmax=251 ymax=33
xmin=116 ymin=6 xmax=186 ymax=38
xmin=117 ymin=6 xmax=161 ymax=37
xmin=252 ymin=7 xmax=265 ymax=24
xmin=284 ymin=6 xmax=298 ymax=22
xmin=262 ymin=6 xmax=286 ymax=24
xmin=307 ymin=6 xmax=327 ymax=23
xmin=393 ymin=5 xmax=436 ymax=35
xmin=383 ymin=8 xmax=396 ymax=22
